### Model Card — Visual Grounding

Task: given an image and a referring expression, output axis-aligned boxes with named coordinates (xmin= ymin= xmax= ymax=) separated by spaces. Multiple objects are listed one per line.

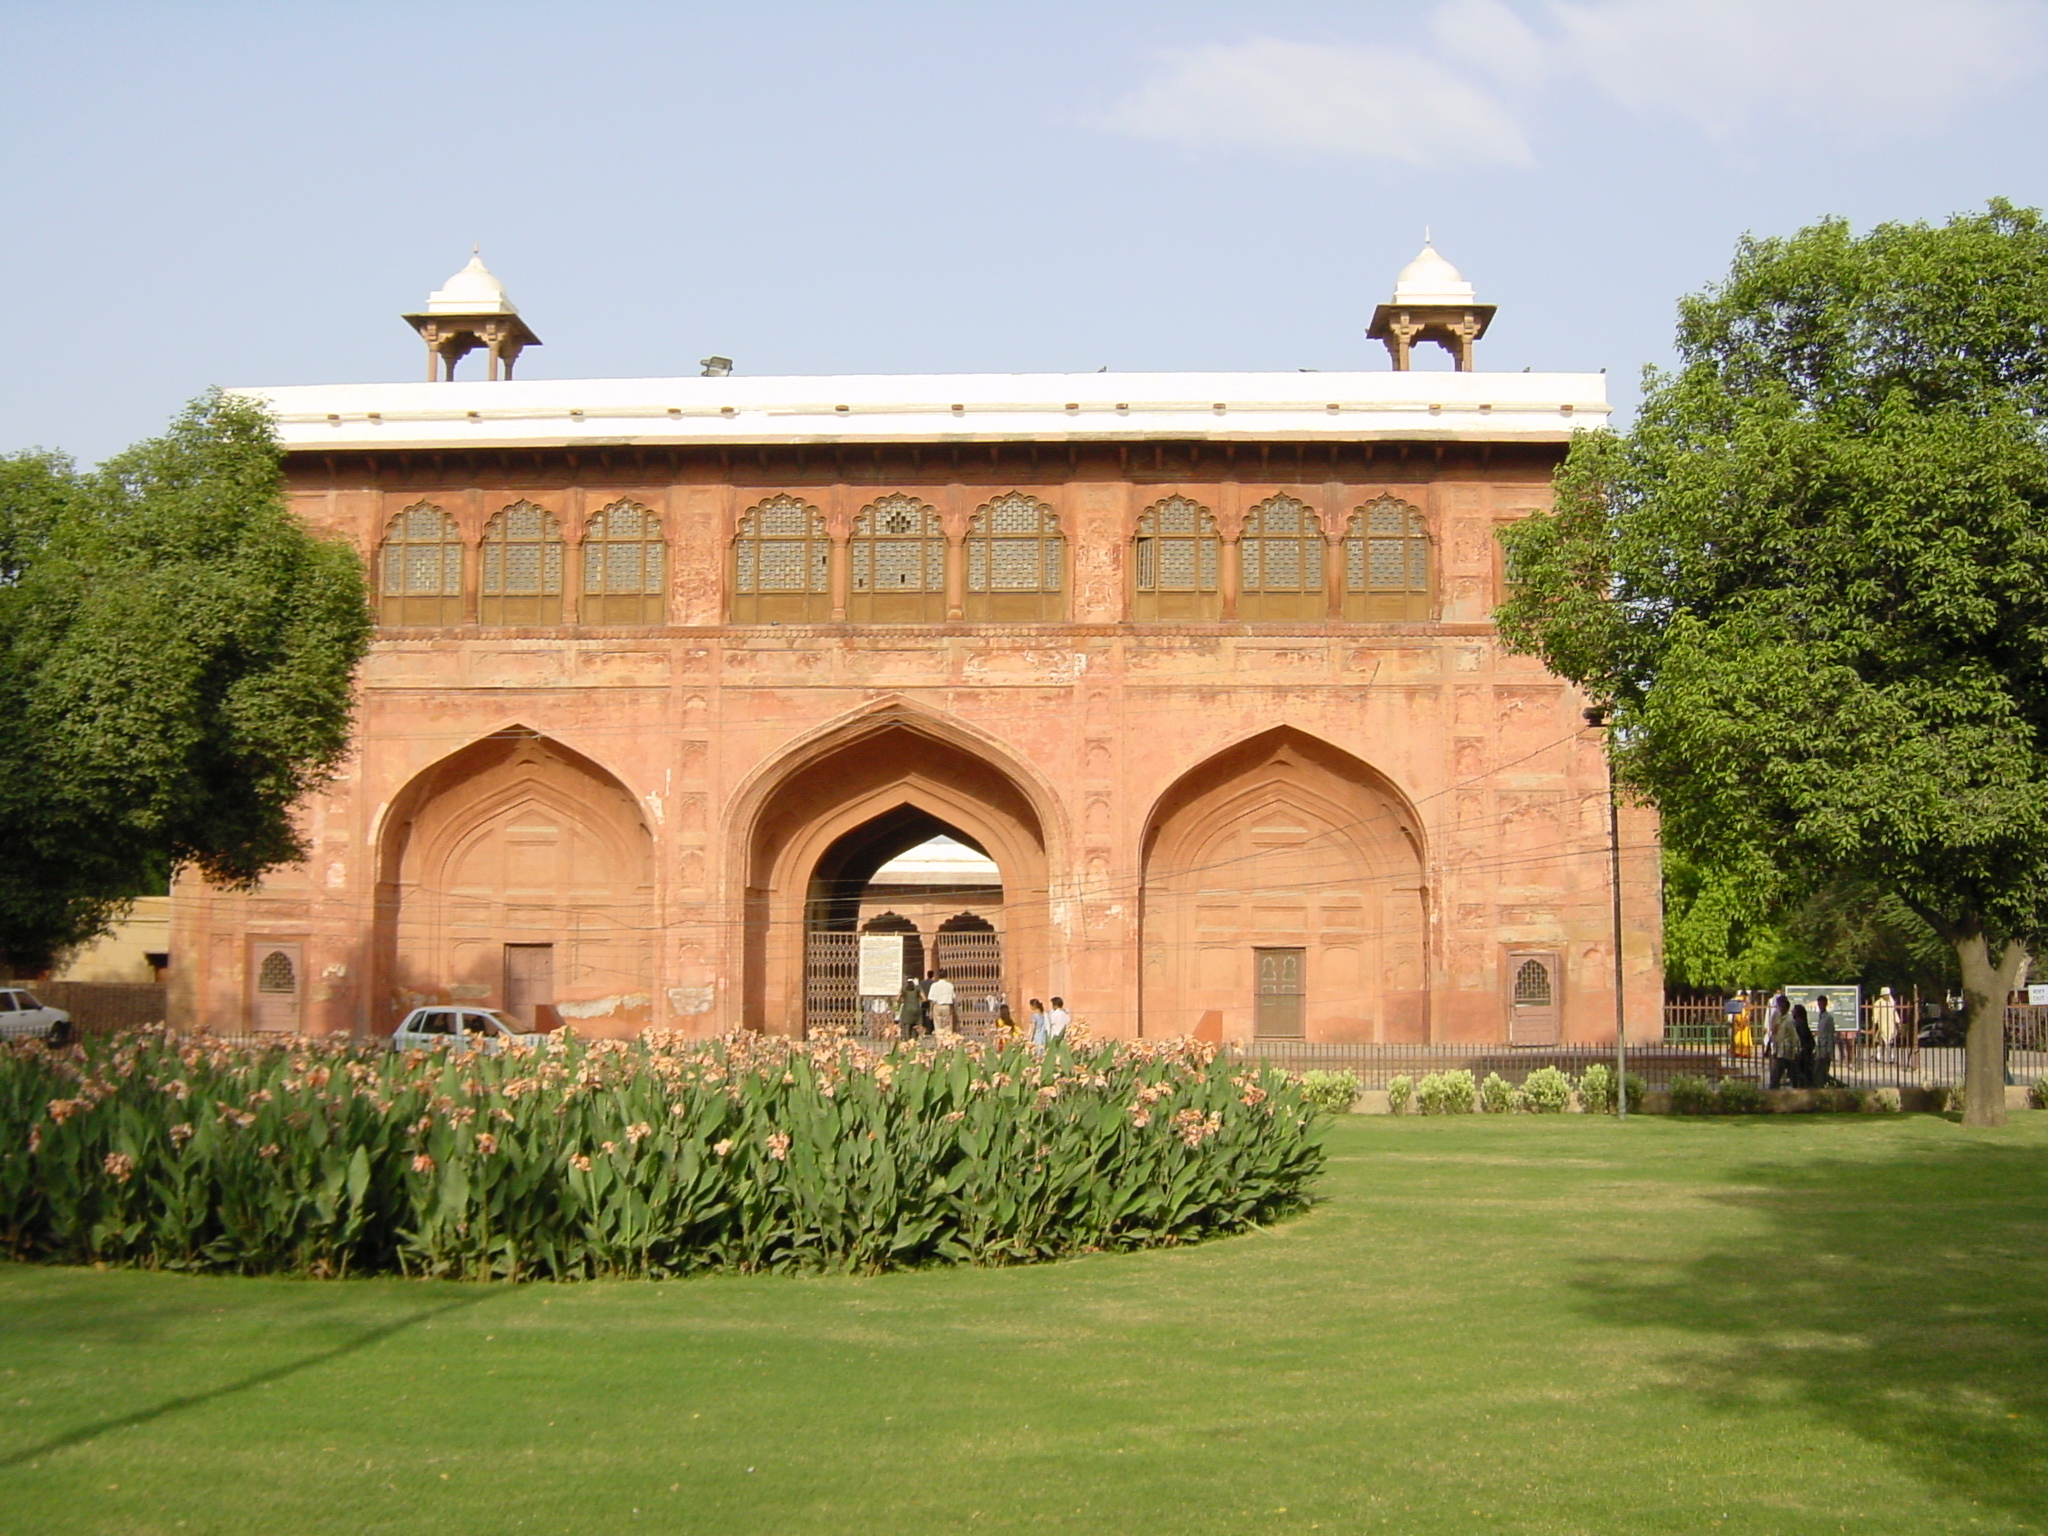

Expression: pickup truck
xmin=388 ymin=1006 xmax=546 ymax=1053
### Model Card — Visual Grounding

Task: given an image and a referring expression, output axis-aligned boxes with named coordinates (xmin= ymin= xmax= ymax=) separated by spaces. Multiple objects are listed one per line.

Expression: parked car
xmin=388 ymin=1006 xmax=544 ymax=1053
xmin=0 ymin=987 xmax=71 ymax=1044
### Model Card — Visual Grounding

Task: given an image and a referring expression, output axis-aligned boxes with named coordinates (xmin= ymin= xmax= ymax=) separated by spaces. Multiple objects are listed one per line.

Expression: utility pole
xmin=1585 ymin=706 xmax=1627 ymax=1119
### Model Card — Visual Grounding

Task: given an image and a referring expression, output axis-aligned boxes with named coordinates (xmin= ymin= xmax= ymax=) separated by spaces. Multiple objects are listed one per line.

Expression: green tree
xmin=0 ymin=391 xmax=371 ymax=975
xmin=1499 ymin=200 xmax=2048 ymax=1126
xmin=1662 ymin=849 xmax=1960 ymax=998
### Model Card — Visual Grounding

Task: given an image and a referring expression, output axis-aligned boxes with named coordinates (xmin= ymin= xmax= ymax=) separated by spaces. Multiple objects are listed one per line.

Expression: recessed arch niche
xmin=373 ymin=729 xmax=656 ymax=1034
xmin=1139 ymin=728 xmax=1427 ymax=1043
xmin=734 ymin=710 xmax=1053 ymax=1035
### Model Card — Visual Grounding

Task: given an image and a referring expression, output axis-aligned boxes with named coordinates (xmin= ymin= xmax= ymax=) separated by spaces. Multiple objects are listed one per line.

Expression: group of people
xmin=889 ymin=970 xmax=1070 ymax=1046
xmin=1747 ymin=992 xmax=1853 ymax=1089
xmin=1728 ymin=986 xmax=1910 ymax=1082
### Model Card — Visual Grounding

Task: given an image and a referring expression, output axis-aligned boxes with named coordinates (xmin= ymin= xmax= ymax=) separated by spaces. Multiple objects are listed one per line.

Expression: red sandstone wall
xmin=169 ymin=457 xmax=1662 ymax=1044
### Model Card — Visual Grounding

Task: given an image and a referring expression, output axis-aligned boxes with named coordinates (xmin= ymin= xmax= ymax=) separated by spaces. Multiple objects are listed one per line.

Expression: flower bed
xmin=0 ymin=1030 xmax=1323 ymax=1279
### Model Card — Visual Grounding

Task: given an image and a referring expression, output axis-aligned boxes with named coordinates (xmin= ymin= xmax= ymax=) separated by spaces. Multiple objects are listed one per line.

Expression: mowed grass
xmin=1 ymin=1114 xmax=2044 ymax=1536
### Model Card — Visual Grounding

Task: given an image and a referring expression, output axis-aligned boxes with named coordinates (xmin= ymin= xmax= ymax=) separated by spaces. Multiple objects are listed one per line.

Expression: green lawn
xmin=2 ymin=1113 xmax=2044 ymax=1536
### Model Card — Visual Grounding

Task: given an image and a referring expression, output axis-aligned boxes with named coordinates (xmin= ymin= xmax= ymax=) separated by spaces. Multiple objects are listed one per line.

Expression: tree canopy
xmin=1497 ymin=200 xmax=2048 ymax=1125
xmin=0 ymin=391 xmax=370 ymax=974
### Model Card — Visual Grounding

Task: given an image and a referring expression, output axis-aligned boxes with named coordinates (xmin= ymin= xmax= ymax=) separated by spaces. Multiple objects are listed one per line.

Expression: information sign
xmin=858 ymin=934 xmax=906 ymax=997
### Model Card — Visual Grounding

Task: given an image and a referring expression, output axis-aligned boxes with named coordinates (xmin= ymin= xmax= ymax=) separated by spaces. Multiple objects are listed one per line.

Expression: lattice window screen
xmin=1238 ymin=495 xmax=1324 ymax=593
xmin=850 ymin=494 xmax=944 ymax=592
xmin=380 ymin=502 xmax=462 ymax=596
xmin=734 ymin=495 xmax=828 ymax=593
xmin=1344 ymin=498 xmax=1429 ymax=593
xmin=1133 ymin=496 xmax=1219 ymax=592
xmin=480 ymin=501 xmax=564 ymax=596
xmin=583 ymin=500 xmax=666 ymax=595
xmin=257 ymin=951 xmax=296 ymax=993
xmin=965 ymin=493 xmax=1063 ymax=593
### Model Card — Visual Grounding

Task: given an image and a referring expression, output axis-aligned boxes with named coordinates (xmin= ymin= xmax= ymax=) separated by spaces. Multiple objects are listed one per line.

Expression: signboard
xmin=1783 ymin=984 xmax=1860 ymax=1035
xmin=857 ymin=934 xmax=906 ymax=997
xmin=2027 ymin=983 xmax=2048 ymax=1007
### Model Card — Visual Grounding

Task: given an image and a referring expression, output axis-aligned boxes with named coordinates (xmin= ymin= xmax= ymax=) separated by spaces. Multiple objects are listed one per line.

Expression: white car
xmin=389 ymin=1005 xmax=544 ymax=1053
xmin=0 ymin=988 xmax=71 ymax=1044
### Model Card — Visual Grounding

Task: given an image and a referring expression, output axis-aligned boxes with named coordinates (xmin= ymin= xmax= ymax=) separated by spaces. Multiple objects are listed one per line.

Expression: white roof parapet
xmin=232 ymin=370 xmax=1609 ymax=452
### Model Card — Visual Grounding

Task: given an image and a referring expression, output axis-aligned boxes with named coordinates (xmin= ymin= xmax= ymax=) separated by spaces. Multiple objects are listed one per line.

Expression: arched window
xmin=964 ymin=492 xmax=1064 ymax=622
xmin=731 ymin=494 xmax=830 ymax=623
xmin=581 ymin=499 xmax=666 ymax=625
xmin=849 ymin=493 xmax=946 ymax=623
xmin=1133 ymin=495 xmax=1220 ymax=621
xmin=479 ymin=500 xmax=564 ymax=625
xmin=1237 ymin=494 xmax=1327 ymax=621
xmin=1342 ymin=497 xmax=1431 ymax=621
xmin=378 ymin=501 xmax=464 ymax=626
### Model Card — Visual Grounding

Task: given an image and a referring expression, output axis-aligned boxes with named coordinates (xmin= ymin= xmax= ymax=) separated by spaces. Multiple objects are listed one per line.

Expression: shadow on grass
xmin=1575 ymin=1123 xmax=2048 ymax=1524
xmin=0 ymin=1288 xmax=493 ymax=1469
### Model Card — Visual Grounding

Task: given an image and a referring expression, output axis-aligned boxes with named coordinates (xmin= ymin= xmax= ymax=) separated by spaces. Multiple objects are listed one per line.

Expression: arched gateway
xmin=733 ymin=709 xmax=1056 ymax=1036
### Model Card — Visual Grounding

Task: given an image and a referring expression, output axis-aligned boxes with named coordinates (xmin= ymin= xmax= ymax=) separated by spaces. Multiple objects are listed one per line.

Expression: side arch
xmin=1139 ymin=727 xmax=1429 ymax=1043
xmin=373 ymin=728 xmax=656 ymax=1035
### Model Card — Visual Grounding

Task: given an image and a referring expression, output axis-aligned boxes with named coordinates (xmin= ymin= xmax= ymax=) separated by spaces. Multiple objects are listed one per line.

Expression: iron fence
xmin=1225 ymin=1033 xmax=2048 ymax=1092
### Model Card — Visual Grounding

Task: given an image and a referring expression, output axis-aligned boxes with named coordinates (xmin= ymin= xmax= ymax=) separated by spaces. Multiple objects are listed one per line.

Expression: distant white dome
xmin=425 ymin=251 xmax=519 ymax=316
xmin=1390 ymin=241 xmax=1476 ymax=306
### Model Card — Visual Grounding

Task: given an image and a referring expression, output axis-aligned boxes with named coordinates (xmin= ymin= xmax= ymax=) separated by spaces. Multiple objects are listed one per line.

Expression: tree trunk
xmin=1952 ymin=931 xmax=2025 ymax=1127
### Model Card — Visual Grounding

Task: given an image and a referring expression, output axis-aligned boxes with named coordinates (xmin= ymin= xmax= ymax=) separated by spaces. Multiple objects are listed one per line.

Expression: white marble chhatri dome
xmin=1390 ymin=241 xmax=1477 ymax=306
xmin=425 ymin=251 xmax=519 ymax=315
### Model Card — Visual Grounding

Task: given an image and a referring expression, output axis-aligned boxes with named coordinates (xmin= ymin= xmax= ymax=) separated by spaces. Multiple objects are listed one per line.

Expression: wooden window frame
xmin=963 ymin=492 xmax=1065 ymax=622
xmin=581 ymin=499 xmax=666 ymax=625
xmin=377 ymin=501 xmax=465 ymax=627
xmin=1132 ymin=495 xmax=1222 ymax=622
xmin=1236 ymin=494 xmax=1328 ymax=622
xmin=847 ymin=494 xmax=947 ymax=624
xmin=479 ymin=500 xmax=564 ymax=625
xmin=731 ymin=494 xmax=832 ymax=623
xmin=1341 ymin=496 xmax=1432 ymax=622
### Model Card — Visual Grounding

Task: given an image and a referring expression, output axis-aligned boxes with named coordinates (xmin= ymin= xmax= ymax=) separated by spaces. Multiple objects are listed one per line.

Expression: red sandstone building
xmin=171 ymin=248 xmax=1660 ymax=1044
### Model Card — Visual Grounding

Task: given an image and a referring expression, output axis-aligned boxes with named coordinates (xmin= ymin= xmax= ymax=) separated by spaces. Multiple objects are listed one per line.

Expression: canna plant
xmin=0 ymin=1029 xmax=1324 ymax=1280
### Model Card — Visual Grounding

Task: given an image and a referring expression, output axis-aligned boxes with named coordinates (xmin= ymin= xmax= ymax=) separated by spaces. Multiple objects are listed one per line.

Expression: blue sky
xmin=3 ymin=0 xmax=2044 ymax=463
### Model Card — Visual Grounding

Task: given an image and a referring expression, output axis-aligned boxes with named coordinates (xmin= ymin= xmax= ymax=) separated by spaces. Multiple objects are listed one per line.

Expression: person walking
xmin=1767 ymin=993 xmax=1798 ymax=1089
xmin=1027 ymin=998 xmax=1049 ymax=1047
xmin=1871 ymin=986 xmax=1900 ymax=1062
xmin=926 ymin=971 xmax=957 ymax=1035
xmin=1045 ymin=997 xmax=1071 ymax=1044
xmin=1791 ymin=1002 xmax=1816 ymax=1089
xmin=1728 ymin=994 xmax=1754 ymax=1059
xmin=1813 ymin=994 xmax=1838 ymax=1087
xmin=895 ymin=974 xmax=926 ymax=1042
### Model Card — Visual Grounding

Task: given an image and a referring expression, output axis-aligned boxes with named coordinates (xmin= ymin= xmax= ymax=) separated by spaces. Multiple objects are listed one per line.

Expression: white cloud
xmin=1432 ymin=0 xmax=1549 ymax=86
xmin=1094 ymin=1 xmax=2044 ymax=166
xmin=1094 ymin=36 xmax=1533 ymax=167
xmin=1548 ymin=0 xmax=2045 ymax=139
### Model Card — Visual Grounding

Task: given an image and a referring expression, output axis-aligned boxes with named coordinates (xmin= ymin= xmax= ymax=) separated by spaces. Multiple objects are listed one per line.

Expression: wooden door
xmin=1508 ymin=952 xmax=1561 ymax=1045
xmin=250 ymin=943 xmax=302 ymax=1033
xmin=1254 ymin=947 xmax=1306 ymax=1038
xmin=503 ymin=943 xmax=555 ymax=1026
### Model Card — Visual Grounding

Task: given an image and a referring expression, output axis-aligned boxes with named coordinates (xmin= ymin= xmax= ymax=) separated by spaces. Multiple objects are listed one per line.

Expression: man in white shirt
xmin=926 ymin=972 xmax=957 ymax=1034
xmin=1045 ymin=997 xmax=1071 ymax=1042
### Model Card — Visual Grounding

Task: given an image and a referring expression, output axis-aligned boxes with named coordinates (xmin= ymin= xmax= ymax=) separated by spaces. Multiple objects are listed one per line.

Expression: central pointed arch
xmin=730 ymin=701 xmax=1060 ymax=1035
